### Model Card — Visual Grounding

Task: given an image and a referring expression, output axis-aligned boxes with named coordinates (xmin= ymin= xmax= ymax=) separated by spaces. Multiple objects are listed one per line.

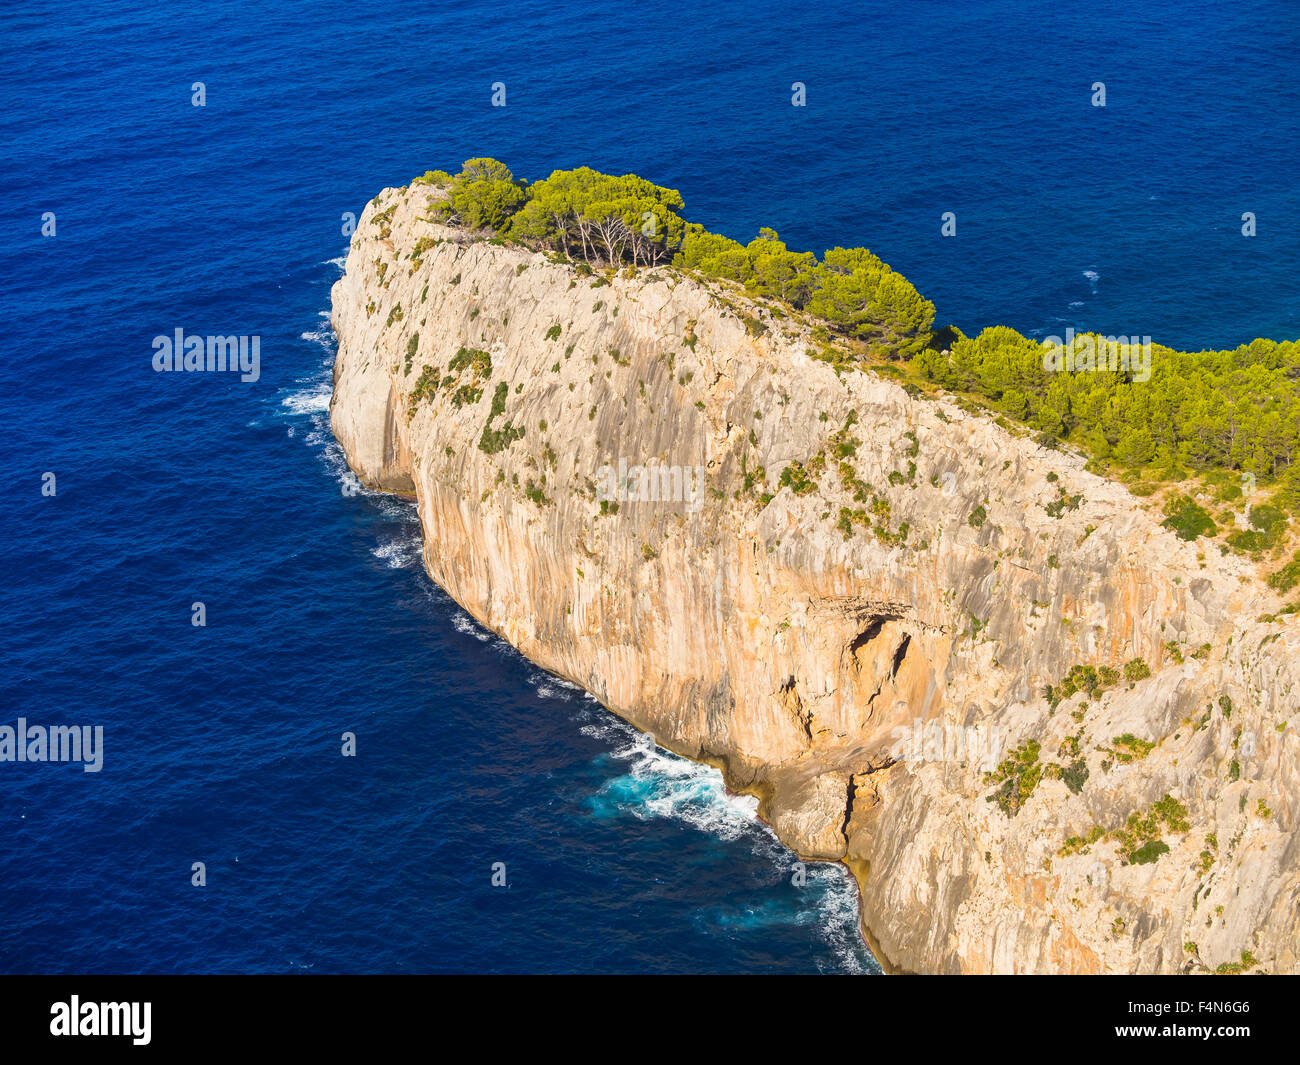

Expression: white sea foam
xmin=276 ymin=310 xmax=338 ymax=420
xmin=451 ymin=612 xmax=492 ymax=642
xmin=371 ymin=536 xmax=421 ymax=569
xmin=587 ymin=719 xmax=760 ymax=842
xmin=581 ymin=711 xmax=877 ymax=970
xmin=280 ymin=383 xmax=332 ymax=416
xmin=370 ymin=494 xmax=414 ymax=521
xmin=530 ymin=674 xmax=582 ymax=701
xmin=809 ymin=865 xmax=878 ymax=974
xmin=299 ymin=325 xmax=336 ymax=352
xmin=1083 ymin=269 xmax=1100 ymax=293
xmin=275 ymin=289 xmax=876 ymax=969
xmin=316 ymin=434 xmax=354 ymax=484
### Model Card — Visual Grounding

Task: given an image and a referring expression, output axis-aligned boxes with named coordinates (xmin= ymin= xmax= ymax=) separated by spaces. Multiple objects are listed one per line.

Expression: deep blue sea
xmin=1 ymin=0 xmax=1295 ymax=974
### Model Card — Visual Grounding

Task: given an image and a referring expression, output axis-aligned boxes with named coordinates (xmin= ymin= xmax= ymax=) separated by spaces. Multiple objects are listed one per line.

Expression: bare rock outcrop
xmin=331 ymin=182 xmax=1300 ymax=973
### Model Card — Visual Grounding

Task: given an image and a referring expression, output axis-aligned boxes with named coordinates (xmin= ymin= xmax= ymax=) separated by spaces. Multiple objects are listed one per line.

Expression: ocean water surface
xmin=0 ymin=0 xmax=1294 ymax=973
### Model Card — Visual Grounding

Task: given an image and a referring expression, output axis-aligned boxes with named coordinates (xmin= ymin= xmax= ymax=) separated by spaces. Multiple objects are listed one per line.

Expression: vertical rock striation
xmin=331 ymin=182 xmax=1300 ymax=973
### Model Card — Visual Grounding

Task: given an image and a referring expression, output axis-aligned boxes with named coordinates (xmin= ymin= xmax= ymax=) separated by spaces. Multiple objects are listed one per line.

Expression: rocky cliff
xmin=331 ymin=180 xmax=1300 ymax=973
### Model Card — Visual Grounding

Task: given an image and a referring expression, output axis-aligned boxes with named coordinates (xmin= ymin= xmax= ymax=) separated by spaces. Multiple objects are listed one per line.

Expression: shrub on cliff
xmin=477 ymin=380 xmax=524 ymax=455
xmin=421 ymin=158 xmax=934 ymax=358
xmin=437 ymin=158 xmax=526 ymax=232
xmin=1123 ymin=658 xmax=1151 ymax=682
xmin=1162 ymin=495 xmax=1218 ymax=541
xmin=1113 ymin=795 xmax=1189 ymax=865
xmin=984 ymin=740 xmax=1043 ymax=816
xmin=1269 ymin=552 xmax=1300 ymax=592
xmin=805 ymin=247 xmax=935 ymax=359
xmin=502 ymin=166 xmax=686 ymax=267
xmin=1227 ymin=503 xmax=1287 ymax=553
xmin=1128 ymin=840 xmax=1170 ymax=865
xmin=910 ymin=325 xmax=1300 ymax=541
xmin=1060 ymin=758 xmax=1089 ymax=794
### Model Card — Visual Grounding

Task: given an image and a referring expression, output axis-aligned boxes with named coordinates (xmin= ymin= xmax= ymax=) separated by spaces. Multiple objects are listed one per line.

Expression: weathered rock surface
xmin=331 ymin=181 xmax=1300 ymax=973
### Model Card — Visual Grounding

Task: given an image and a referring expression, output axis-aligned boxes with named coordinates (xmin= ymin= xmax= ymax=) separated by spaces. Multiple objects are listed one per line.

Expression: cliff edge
xmin=331 ymin=181 xmax=1300 ymax=973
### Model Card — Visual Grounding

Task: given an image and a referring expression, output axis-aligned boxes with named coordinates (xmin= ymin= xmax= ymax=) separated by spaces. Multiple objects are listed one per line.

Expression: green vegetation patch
xmin=1058 ymin=795 xmax=1189 ymax=864
xmin=1044 ymin=659 xmax=1149 ymax=708
xmin=1109 ymin=733 xmax=1156 ymax=763
xmin=1268 ymin=552 xmax=1300 ymax=593
xmin=448 ymin=345 xmax=493 ymax=379
xmin=778 ymin=458 xmax=821 ymax=496
xmin=985 ymin=740 xmax=1043 ymax=817
xmin=1162 ymin=495 xmax=1218 ymax=541
xmin=1227 ymin=504 xmax=1287 ymax=553
xmin=419 ymin=158 xmax=933 ymax=360
xmin=477 ymin=380 xmax=525 ymax=455
xmin=407 ymin=365 xmax=440 ymax=417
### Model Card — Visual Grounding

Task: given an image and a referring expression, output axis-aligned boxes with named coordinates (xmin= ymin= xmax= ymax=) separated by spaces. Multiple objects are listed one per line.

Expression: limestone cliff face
xmin=331 ymin=182 xmax=1300 ymax=974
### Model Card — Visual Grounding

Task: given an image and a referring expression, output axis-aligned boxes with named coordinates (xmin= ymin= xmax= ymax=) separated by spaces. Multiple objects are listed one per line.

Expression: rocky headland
xmin=330 ymin=179 xmax=1299 ymax=973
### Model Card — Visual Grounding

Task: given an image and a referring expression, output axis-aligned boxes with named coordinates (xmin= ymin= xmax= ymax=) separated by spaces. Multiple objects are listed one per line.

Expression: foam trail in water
xmin=281 ymin=384 xmax=332 ymax=416
xmin=586 ymin=718 xmax=759 ymax=841
xmin=451 ymin=613 xmax=493 ymax=642
xmin=279 ymin=292 xmax=875 ymax=972
xmin=371 ymin=537 xmax=421 ymax=569
xmin=584 ymin=713 xmax=878 ymax=972
xmin=529 ymin=673 xmax=582 ymax=701
xmin=299 ymin=325 xmax=336 ymax=353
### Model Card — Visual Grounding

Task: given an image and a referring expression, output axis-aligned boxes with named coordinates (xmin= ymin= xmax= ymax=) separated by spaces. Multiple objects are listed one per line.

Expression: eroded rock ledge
xmin=331 ymin=181 xmax=1300 ymax=974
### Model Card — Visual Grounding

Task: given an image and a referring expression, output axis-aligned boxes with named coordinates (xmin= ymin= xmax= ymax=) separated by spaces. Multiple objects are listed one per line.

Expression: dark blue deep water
xmin=1 ymin=0 xmax=1295 ymax=974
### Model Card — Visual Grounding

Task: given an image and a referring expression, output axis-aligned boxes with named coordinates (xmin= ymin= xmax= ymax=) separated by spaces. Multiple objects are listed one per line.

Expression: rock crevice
xmin=330 ymin=181 xmax=1300 ymax=973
